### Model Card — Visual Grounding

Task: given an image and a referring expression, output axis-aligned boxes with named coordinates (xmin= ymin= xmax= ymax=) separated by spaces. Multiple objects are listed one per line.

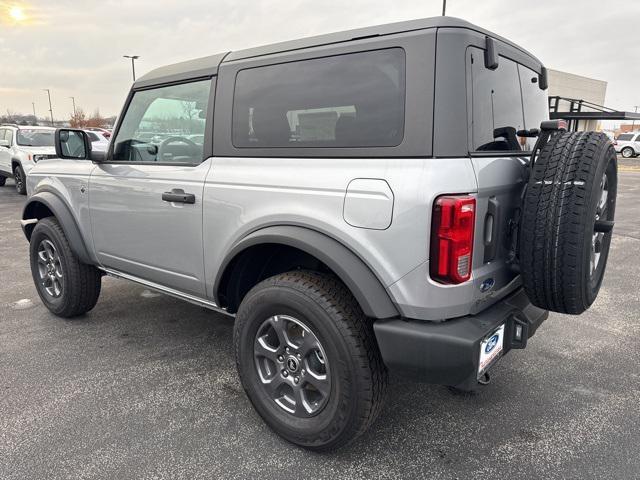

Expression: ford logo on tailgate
xmin=485 ymin=334 xmax=499 ymax=353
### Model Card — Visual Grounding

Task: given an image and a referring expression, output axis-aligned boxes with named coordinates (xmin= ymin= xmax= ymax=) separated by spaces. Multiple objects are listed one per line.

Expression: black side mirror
xmin=54 ymin=128 xmax=91 ymax=160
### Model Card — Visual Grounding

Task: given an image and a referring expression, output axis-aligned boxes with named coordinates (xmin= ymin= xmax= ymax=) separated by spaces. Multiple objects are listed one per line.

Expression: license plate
xmin=478 ymin=324 xmax=505 ymax=376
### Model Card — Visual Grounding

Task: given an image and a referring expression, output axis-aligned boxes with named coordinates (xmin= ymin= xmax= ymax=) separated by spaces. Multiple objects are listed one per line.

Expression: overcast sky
xmin=1 ymin=0 xmax=639 ymax=121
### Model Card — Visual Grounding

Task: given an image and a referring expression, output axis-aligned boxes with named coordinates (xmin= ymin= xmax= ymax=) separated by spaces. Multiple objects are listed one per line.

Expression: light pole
xmin=633 ymin=106 xmax=639 ymax=130
xmin=123 ymin=55 xmax=140 ymax=81
xmin=69 ymin=96 xmax=77 ymax=116
xmin=442 ymin=0 xmax=447 ymax=15
xmin=32 ymin=102 xmax=36 ymax=118
xmin=43 ymin=89 xmax=54 ymax=126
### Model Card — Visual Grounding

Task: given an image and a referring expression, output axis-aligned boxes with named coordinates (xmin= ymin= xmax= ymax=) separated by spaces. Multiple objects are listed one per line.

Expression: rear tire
xmin=620 ymin=147 xmax=634 ymax=158
xmin=520 ymin=131 xmax=617 ymax=314
xmin=13 ymin=164 xmax=26 ymax=195
xmin=234 ymin=271 xmax=387 ymax=451
xmin=29 ymin=217 xmax=102 ymax=318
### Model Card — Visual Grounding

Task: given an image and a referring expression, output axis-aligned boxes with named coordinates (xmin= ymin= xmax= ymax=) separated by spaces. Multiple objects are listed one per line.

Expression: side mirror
xmin=54 ymin=128 xmax=91 ymax=160
xmin=0 ymin=139 xmax=10 ymax=148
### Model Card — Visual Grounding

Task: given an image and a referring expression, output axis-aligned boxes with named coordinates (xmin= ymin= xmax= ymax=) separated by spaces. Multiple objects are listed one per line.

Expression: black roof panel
xmin=134 ymin=16 xmax=540 ymax=87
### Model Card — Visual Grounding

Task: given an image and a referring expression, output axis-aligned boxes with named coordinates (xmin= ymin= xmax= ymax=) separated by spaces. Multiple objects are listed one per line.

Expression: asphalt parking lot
xmin=1 ymin=160 xmax=639 ymax=480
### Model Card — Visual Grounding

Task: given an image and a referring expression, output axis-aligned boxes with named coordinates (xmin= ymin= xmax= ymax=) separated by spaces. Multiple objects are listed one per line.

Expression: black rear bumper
xmin=373 ymin=288 xmax=548 ymax=390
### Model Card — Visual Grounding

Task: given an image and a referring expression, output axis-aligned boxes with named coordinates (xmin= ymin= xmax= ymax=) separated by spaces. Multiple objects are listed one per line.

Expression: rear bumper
xmin=373 ymin=288 xmax=548 ymax=390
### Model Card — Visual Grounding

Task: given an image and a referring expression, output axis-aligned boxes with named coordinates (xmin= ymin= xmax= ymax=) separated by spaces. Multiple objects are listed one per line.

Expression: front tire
xmin=13 ymin=164 xmax=26 ymax=195
xmin=29 ymin=217 xmax=102 ymax=318
xmin=0 ymin=175 xmax=6 ymax=186
xmin=234 ymin=271 xmax=387 ymax=451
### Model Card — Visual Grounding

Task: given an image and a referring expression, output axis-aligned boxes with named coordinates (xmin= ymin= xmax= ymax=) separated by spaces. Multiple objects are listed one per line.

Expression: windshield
xmin=17 ymin=129 xmax=55 ymax=147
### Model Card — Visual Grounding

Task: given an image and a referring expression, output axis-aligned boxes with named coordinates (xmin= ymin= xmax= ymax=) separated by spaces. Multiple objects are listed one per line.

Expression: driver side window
xmin=112 ymin=79 xmax=211 ymax=164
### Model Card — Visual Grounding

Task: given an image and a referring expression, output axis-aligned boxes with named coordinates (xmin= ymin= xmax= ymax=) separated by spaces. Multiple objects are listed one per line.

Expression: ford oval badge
xmin=480 ymin=278 xmax=495 ymax=293
xmin=485 ymin=334 xmax=499 ymax=353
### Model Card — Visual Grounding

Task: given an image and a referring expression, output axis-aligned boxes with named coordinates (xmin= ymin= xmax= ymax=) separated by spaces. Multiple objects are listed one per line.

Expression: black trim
xmin=373 ymin=287 xmax=548 ymax=390
xmin=22 ymin=191 xmax=94 ymax=264
xmin=214 ymin=225 xmax=399 ymax=319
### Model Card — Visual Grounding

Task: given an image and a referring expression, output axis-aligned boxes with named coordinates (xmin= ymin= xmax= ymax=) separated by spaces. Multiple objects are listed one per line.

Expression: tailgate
xmin=469 ymin=156 xmax=527 ymax=312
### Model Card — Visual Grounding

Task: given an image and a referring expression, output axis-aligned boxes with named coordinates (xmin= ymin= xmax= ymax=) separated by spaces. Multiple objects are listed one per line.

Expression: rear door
xmin=89 ymin=78 xmax=214 ymax=296
xmin=466 ymin=46 xmax=548 ymax=308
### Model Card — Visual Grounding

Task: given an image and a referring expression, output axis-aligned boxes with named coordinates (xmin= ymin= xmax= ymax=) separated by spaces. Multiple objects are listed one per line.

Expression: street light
xmin=69 ymin=96 xmax=77 ymax=116
xmin=123 ymin=55 xmax=140 ymax=81
xmin=43 ymin=89 xmax=54 ymax=126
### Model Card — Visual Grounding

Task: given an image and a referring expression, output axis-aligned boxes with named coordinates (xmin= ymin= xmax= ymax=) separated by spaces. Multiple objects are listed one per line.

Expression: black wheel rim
xmin=36 ymin=239 xmax=64 ymax=298
xmin=14 ymin=169 xmax=23 ymax=192
xmin=253 ymin=315 xmax=330 ymax=418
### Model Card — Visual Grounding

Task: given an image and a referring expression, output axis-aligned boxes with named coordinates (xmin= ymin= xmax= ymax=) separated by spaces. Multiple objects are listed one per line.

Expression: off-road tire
xmin=234 ymin=270 xmax=387 ymax=451
xmin=0 ymin=175 xmax=6 ymax=186
xmin=520 ymin=131 xmax=617 ymax=314
xmin=29 ymin=217 xmax=102 ymax=318
xmin=13 ymin=164 xmax=26 ymax=195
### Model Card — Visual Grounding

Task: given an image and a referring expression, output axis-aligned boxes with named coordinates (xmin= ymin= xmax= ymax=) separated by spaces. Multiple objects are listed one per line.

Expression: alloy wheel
xmin=590 ymin=172 xmax=609 ymax=277
xmin=253 ymin=315 xmax=330 ymax=418
xmin=36 ymin=239 xmax=64 ymax=298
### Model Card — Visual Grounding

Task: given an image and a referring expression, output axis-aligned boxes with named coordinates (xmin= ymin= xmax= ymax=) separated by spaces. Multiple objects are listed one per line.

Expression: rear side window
xmin=617 ymin=134 xmax=633 ymax=141
xmin=232 ymin=48 xmax=405 ymax=148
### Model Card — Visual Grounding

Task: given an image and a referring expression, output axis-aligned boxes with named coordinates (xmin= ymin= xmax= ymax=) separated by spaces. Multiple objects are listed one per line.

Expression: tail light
xmin=430 ymin=195 xmax=476 ymax=284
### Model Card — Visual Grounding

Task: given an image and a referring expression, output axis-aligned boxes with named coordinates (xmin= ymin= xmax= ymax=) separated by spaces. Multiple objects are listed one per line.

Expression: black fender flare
xmin=214 ymin=226 xmax=399 ymax=319
xmin=22 ymin=191 xmax=93 ymax=265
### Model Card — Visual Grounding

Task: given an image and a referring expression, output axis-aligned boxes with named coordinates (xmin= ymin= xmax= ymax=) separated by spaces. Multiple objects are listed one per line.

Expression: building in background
xmin=547 ymin=69 xmax=608 ymax=131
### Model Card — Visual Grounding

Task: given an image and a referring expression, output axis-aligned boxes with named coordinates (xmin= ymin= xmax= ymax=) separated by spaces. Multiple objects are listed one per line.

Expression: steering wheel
xmin=156 ymin=136 xmax=200 ymax=161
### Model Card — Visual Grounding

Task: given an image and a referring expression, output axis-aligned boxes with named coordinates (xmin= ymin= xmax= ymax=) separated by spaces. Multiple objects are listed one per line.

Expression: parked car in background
xmin=86 ymin=127 xmax=112 ymax=139
xmin=614 ymin=132 xmax=640 ymax=157
xmin=0 ymin=125 xmax=56 ymax=194
xmin=85 ymin=130 xmax=110 ymax=153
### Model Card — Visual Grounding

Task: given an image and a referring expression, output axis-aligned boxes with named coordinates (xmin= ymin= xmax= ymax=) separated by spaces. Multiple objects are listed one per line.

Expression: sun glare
xmin=9 ymin=6 xmax=25 ymax=21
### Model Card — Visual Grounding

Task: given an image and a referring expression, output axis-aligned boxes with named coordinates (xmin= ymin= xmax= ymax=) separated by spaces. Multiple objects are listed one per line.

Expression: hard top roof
xmin=134 ymin=16 xmax=541 ymax=88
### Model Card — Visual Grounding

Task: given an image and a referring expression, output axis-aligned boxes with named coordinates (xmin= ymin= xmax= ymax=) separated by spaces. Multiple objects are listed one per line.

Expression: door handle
xmin=162 ymin=188 xmax=196 ymax=204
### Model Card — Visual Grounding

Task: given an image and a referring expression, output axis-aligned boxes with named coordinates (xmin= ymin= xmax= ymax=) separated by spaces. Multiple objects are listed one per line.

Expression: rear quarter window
xmin=617 ymin=134 xmax=633 ymax=141
xmin=232 ymin=48 xmax=406 ymax=148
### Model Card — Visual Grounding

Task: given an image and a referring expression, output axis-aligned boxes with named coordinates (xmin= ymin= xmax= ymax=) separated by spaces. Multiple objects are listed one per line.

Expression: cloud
xmin=0 ymin=0 xmax=638 ymax=120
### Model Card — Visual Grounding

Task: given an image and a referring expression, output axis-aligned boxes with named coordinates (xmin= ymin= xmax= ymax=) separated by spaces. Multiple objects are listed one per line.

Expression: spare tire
xmin=520 ymin=131 xmax=617 ymax=314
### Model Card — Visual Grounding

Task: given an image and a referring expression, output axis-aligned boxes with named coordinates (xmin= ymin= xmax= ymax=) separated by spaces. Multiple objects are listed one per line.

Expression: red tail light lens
xmin=430 ymin=195 xmax=476 ymax=284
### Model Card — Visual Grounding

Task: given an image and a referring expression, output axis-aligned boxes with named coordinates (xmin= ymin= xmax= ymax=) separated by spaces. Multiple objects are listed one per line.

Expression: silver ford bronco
xmin=21 ymin=17 xmax=617 ymax=450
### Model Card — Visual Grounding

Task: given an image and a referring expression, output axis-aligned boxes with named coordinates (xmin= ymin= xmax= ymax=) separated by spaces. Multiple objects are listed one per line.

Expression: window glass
xmin=112 ymin=79 xmax=211 ymax=163
xmin=519 ymin=64 xmax=549 ymax=151
xmin=0 ymin=129 xmax=6 ymax=144
xmin=16 ymin=129 xmax=54 ymax=147
xmin=470 ymin=47 xmax=525 ymax=152
xmin=617 ymin=134 xmax=633 ymax=141
xmin=232 ymin=48 xmax=405 ymax=148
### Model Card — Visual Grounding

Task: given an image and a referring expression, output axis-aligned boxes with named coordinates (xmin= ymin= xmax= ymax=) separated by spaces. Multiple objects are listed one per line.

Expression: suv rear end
xmin=614 ymin=132 xmax=640 ymax=157
xmin=374 ymin=27 xmax=550 ymax=389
